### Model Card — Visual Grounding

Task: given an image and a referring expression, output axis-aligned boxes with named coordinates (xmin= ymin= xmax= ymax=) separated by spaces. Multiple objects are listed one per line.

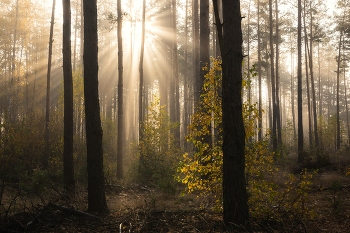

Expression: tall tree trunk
xmin=193 ymin=0 xmax=200 ymax=109
xmin=318 ymin=40 xmax=322 ymax=145
xmin=336 ymin=24 xmax=343 ymax=150
xmin=172 ymin=0 xmax=180 ymax=147
xmin=247 ymin=0 xmax=252 ymax=142
xmin=303 ymin=0 xmax=312 ymax=149
xmin=45 ymin=0 xmax=56 ymax=168
xmin=258 ymin=0 xmax=262 ymax=140
xmin=269 ymin=0 xmax=277 ymax=152
xmin=309 ymin=5 xmax=319 ymax=147
xmin=344 ymin=68 xmax=350 ymax=147
xmin=83 ymin=0 xmax=109 ymax=213
xmin=199 ymin=0 xmax=211 ymax=178
xmin=117 ymin=0 xmax=124 ymax=178
xmin=213 ymin=0 xmax=251 ymax=230
xmin=139 ymin=0 xmax=146 ymax=142
xmin=80 ymin=0 xmax=84 ymax=66
xmin=63 ymin=0 xmax=75 ymax=195
xmin=291 ymin=38 xmax=296 ymax=140
xmin=10 ymin=0 xmax=19 ymax=123
xmin=73 ymin=2 xmax=78 ymax=73
xmin=275 ymin=0 xmax=282 ymax=145
xmin=297 ymin=0 xmax=304 ymax=163
xmin=183 ymin=0 xmax=189 ymax=149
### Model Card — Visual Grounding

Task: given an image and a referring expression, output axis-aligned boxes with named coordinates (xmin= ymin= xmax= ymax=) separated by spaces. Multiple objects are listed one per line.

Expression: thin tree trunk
xmin=80 ymin=0 xmax=83 ymax=66
xmin=139 ymin=0 xmax=145 ymax=142
xmin=172 ymin=0 xmax=180 ymax=147
xmin=309 ymin=5 xmax=319 ymax=147
xmin=343 ymin=67 xmax=350 ymax=146
xmin=45 ymin=0 xmax=56 ymax=168
xmin=291 ymin=39 xmax=296 ymax=140
xmin=269 ymin=0 xmax=277 ymax=152
xmin=183 ymin=0 xmax=189 ymax=149
xmin=63 ymin=0 xmax=75 ymax=195
xmin=247 ymin=0 xmax=251 ymax=113
xmin=193 ymin=0 xmax=200 ymax=109
xmin=336 ymin=22 xmax=343 ymax=151
xmin=117 ymin=0 xmax=124 ymax=178
xmin=318 ymin=40 xmax=323 ymax=145
xmin=303 ymin=0 xmax=312 ymax=149
xmin=275 ymin=0 xmax=282 ymax=145
xmin=73 ymin=2 xmax=78 ymax=73
xmin=199 ymin=0 xmax=211 ymax=179
xmin=10 ymin=0 xmax=19 ymax=123
xmin=258 ymin=0 xmax=262 ymax=140
xmin=298 ymin=0 xmax=304 ymax=163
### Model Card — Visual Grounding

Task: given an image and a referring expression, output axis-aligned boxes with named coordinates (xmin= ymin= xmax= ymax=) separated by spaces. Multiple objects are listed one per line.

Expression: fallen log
xmin=47 ymin=203 xmax=101 ymax=219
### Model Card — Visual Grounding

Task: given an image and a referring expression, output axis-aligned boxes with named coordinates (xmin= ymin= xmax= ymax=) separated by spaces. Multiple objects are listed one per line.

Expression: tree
xmin=199 ymin=0 xmax=211 ymax=165
xmin=139 ymin=0 xmax=146 ymax=142
xmin=258 ymin=0 xmax=262 ymax=140
xmin=62 ymin=0 xmax=75 ymax=194
xmin=117 ymin=0 xmax=124 ymax=179
xmin=193 ymin=0 xmax=199 ymax=107
xmin=214 ymin=0 xmax=251 ymax=230
xmin=183 ymin=0 xmax=189 ymax=149
xmin=83 ymin=0 xmax=109 ymax=213
xmin=275 ymin=0 xmax=282 ymax=145
xmin=336 ymin=24 xmax=343 ymax=151
xmin=303 ymin=1 xmax=313 ymax=148
xmin=45 ymin=0 xmax=56 ymax=168
xmin=269 ymin=0 xmax=277 ymax=152
xmin=171 ymin=0 xmax=180 ymax=147
xmin=308 ymin=2 xmax=319 ymax=147
xmin=298 ymin=0 xmax=304 ymax=163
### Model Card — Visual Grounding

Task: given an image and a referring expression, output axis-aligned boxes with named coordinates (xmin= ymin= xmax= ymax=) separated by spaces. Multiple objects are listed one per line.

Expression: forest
xmin=1 ymin=0 xmax=350 ymax=232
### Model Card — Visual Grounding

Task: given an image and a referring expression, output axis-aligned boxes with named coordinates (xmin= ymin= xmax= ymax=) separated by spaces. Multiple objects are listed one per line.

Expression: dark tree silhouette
xmin=117 ymin=0 xmax=124 ymax=179
xmin=214 ymin=0 xmax=251 ymax=230
xmin=62 ymin=0 xmax=75 ymax=195
xmin=298 ymin=0 xmax=304 ymax=163
xmin=83 ymin=0 xmax=109 ymax=213
xmin=45 ymin=0 xmax=55 ymax=168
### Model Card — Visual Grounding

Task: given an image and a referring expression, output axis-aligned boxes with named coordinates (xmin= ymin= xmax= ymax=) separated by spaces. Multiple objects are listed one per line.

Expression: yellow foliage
xmin=177 ymin=60 xmax=316 ymax=220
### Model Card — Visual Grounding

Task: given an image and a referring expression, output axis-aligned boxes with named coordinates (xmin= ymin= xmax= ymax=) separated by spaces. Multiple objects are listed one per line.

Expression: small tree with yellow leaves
xmin=178 ymin=60 xmax=316 ymax=220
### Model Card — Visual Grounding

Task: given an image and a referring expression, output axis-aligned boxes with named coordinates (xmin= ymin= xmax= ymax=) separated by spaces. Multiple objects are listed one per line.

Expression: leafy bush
xmin=177 ymin=60 xmax=316 ymax=220
xmin=128 ymin=96 xmax=180 ymax=194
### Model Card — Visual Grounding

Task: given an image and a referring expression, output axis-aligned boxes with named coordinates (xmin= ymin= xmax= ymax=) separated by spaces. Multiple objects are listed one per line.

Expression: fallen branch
xmin=47 ymin=203 xmax=101 ymax=220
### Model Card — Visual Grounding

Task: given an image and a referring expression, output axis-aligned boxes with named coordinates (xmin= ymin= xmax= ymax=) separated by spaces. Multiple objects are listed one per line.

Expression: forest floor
xmin=1 ymin=151 xmax=350 ymax=232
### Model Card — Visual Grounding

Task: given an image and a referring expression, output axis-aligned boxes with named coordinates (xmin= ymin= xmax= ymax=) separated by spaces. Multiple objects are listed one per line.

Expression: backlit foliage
xmin=128 ymin=96 xmax=181 ymax=194
xmin=177 ymin=60 xmax=316 ymax=219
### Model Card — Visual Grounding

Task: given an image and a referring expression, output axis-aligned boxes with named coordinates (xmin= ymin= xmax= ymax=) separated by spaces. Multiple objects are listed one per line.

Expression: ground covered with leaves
xmin=1 ymin=166 xmax=350 ymax=233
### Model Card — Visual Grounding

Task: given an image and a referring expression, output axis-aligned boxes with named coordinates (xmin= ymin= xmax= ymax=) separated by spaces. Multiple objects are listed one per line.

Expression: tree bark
xmin=172 ymin=0 xmax=180 ymax=147
xmin=213 ymin=0 xmax=251 ymax=230
xmin=45 ymin=0 xmax=56 ymax=168
xmin=269 ymin=0 xmax=277 ymax=152
xmin=183 ymin=0 xmax=189 ymax=149
xmin=139 ymin=0 xmax=146 ymax=142
xmin=291 ymin=37 xmax=296 ymax=141
xmin=83 ymin=0 xmax=109 ymax=213
xmin=117 ymin=0 xmax=124 ymax=179
xmin=258 ymin=0 xmax=262 ymax=140
xmin=336 ymin=26 xmax=343 ymax=151
xmin=275 ymin=0 xmax=282 ymax=145
xmin=63 ymin=0 xmax=75 ymax=195
xmin=298 ymin=0 xmax=304 ymax=163
xmin=303 ymin=3 xmax=312 ymax=148
xmin=309 ymin=5 xmax=319 ymax=147
xmin=193 ymin=0 xmax=200 ymax=109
